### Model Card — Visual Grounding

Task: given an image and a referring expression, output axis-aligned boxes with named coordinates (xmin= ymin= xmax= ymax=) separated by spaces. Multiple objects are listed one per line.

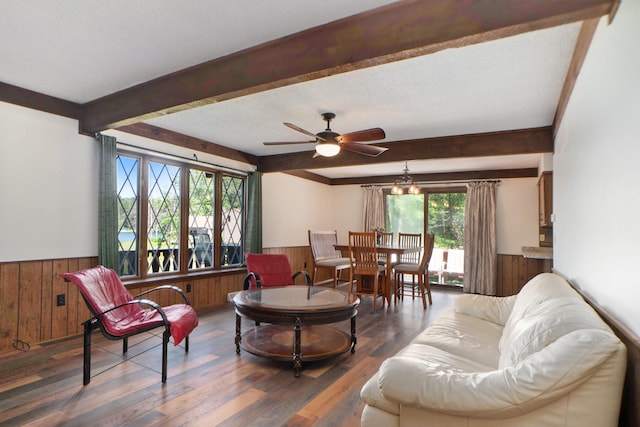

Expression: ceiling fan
xmin=264 ymin=112 xmax=388 ymax=157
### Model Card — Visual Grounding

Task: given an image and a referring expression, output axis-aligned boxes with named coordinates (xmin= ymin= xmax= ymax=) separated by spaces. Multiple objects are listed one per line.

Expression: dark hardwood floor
xmin=0 ymin=287 xmax=459 ymax=427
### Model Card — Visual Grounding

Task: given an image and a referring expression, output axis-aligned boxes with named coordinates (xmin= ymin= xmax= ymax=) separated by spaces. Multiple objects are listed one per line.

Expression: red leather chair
xmin=243 ymin=253 xmax=311 ymax=289
xmin=62 ymin=265 xmax=198 ymax=385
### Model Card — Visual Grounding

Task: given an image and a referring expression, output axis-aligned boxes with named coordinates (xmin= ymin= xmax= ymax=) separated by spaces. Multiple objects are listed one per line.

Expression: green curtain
xmin=245 ymin=171 xmax=262 ymax=255
xmin=97 ymin=133 xmax=119 ymax=270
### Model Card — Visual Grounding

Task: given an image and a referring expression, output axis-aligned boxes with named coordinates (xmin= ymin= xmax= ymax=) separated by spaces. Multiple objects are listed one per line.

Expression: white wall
xmin=262 ymin=173 xmax=337 ymax=247
xmin=554 ymin=1 xmax=640 ymax=336
xmin=496 ymin=178 xmax=539 ymax=254
xmin=262 ymin=174 xmax=539 ymax=253
xmin=0 ymin=102 xmax=98 ymax=262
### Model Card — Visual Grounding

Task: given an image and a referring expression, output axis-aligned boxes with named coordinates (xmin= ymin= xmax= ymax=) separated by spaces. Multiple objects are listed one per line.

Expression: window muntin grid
xmin=221 ymin=175 xmax=243 ymax=266
xmin=116 ymin=155 xmax=139 ymax=277
xmin=147 ymin=161 xmax=181 ymax=274
xmin=188 ymin=170 xmax=214 ymax=270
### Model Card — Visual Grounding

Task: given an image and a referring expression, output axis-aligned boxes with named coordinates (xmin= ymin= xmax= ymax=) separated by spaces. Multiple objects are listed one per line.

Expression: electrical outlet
xmin=56 ymin=294 xmax=66 ymax=306
xmin=539 ymin=234 xmax=545 ymax=242
xmin=186 ymin=283 xmax=192 ymax=293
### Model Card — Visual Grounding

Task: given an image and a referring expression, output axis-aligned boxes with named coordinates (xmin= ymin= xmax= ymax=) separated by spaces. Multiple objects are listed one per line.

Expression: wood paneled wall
xmin=496 ymin=254 xmax=549 ymax=296
xmin=0 ymin=257 xmax=246 ymax=355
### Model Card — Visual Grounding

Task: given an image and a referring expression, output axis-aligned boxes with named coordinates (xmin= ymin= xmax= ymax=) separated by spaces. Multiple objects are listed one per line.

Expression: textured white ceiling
xmin=0 ymin=0 xmax=579 ymax=178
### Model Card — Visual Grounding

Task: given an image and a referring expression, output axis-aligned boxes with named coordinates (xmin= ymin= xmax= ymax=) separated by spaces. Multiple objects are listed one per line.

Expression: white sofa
xmin=361 ymin=273 xmax=626 ymax=427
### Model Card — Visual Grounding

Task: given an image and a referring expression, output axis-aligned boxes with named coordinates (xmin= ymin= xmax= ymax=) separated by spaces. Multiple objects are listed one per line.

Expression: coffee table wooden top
xmin=234 ymin=285 xmax=359 ymax=321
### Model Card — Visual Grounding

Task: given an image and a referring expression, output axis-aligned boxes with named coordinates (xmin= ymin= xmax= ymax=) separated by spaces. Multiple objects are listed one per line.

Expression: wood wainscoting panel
xmin=0 ymin=257 xmax=246 ymax=355
xmin=0 ymin=263 xmax=20 ymax=353
xmin=496 ymin=254 xmax=546 ymax=297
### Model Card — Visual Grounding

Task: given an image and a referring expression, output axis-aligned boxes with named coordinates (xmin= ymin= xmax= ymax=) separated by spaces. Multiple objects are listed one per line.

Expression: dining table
xmin=334 ymin=243 xmax=422 ymax=304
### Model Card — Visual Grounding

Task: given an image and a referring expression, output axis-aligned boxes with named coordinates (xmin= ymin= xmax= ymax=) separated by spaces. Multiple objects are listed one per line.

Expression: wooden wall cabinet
xmin=538 ymin=172 xmax=553 ymax=227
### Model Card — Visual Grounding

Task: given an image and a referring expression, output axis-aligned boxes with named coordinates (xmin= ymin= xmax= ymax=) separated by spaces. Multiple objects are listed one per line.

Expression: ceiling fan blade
xmin=263 ymin=140 xmax=316 ymax=146
xmin=336 ymin=128 xmax=385 ymax=143
xmin=340 ymin=142 xmax=388 ymax=157
xmin=284 ymin=122 xmax=326 ymax=141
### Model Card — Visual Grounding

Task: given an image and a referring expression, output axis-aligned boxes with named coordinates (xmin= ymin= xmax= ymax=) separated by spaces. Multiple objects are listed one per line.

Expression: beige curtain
xmin=362 ymin=186 xmax=385 ymax=231
xmin=464 ymin=181 xmax=497 ymax=295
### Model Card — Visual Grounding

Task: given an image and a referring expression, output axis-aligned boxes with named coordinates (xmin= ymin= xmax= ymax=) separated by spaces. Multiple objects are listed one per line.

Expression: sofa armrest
xmin=377 ymin=330 xmax=623 ymax=418
xmin=454 ymin=294 xmax=516 ymax=325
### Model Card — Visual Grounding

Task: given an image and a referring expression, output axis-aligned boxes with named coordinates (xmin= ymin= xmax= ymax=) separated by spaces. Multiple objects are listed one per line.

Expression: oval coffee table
xmin=234 ymin=285 xmax=359 ymax=377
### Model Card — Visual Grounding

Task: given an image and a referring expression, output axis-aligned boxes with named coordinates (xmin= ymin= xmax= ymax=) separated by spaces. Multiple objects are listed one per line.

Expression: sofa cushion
xmin=412 ymin=308 xmax=503 ymax=369
xmin=455 ymin=293 xmax=516 ymax=326
xmin=378 ymin=329 xmax=622 ymax=418
xmin=361 ymin=371 xmax=400 ymax=416
xmin=499 ymin=273 xmax=581 ymax=356
xmin=499 ymin=295 xmax=613 ymax=368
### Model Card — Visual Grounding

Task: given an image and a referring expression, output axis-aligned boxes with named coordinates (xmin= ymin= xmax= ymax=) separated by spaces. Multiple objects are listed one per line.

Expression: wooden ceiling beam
xmin=79 ymin=0 xmax=617 ymax=134
xmin=332 ymin=168 xmax=539 ymax=186
xmin=117 ymin=123 xmax=259 ymax=165
xmin=0 ymin=81 xmax=81 ymax=120
xmin=258 ymin=127 xmax=553 ymax=173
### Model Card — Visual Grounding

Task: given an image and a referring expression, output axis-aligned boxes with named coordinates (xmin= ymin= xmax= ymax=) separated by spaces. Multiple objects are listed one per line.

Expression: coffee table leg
xmin=235 ymin=314 xmax=241 ymax=354
xmin=293 ymin=324 xmax=302 ymax=377
xmin=350 ymin=316 xmax=357 ymax=353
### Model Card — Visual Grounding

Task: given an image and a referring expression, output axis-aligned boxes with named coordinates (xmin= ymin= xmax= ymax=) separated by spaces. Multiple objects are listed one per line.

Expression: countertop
xmin=521 ymin=246 xmax=553 ymax=260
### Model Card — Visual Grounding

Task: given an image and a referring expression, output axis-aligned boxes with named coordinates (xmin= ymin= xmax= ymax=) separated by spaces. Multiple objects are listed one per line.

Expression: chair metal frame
xmin=63 ymin=266 xmax=196 ymax=385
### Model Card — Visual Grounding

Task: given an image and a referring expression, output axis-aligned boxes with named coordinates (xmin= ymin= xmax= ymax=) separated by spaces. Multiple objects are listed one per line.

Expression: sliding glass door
xmin=386 ymin=187 xmax=466 ymax=286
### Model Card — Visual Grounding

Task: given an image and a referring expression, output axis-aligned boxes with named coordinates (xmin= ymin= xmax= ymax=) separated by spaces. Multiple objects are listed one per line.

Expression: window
xmin=116 ymin=151 xmax=245 ymax=278
xmin=385 ymin=187 xmax=466 ymax=286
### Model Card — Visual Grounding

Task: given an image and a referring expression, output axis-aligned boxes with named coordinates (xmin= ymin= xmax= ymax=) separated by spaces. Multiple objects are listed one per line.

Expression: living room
xmin=1 ymin=1 xmax=639 ymax=425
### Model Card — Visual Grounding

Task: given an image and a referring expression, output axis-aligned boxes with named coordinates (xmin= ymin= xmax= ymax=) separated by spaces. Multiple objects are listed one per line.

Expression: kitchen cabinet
xmin=538 ymin=172 xmax=553 ymax=227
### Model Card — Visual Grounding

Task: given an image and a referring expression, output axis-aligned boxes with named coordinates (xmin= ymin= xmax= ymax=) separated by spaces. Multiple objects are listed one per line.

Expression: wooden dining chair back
xmin=394 ymin=233 xmax=435 ymax=308
xmin=308 ymin=230 xmax=351 ymax=288
xmin=62 ymin=265 xmax=199 ymax=385
xmin=348 ymin=231 xmax=386 ymax=312
xmin=376 ymin=232 xmax=393 ymax=265
xmin=398 ymin=233 xmax=422 ymax=264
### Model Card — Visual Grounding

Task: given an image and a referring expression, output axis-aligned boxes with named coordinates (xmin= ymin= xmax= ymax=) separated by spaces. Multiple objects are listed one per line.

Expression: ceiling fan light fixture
xmin=315 ymin=141 xmax=341 ymax=157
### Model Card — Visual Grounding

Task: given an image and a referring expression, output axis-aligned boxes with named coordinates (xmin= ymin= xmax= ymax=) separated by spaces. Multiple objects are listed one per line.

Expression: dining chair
xmin=62 ymin=265 xmax=199 ymax=384
xmin=393 ymin=232 xmax=421 ymax=302
xmin=308 ymin=230 xmax=351 ymax=288
xmin=376 ymin=232 xmax=393 ymax=265
xmin=394 ymin=233 xmax=435 ymax=308
xmin=348 ymin=231 xmax=386 ymax=312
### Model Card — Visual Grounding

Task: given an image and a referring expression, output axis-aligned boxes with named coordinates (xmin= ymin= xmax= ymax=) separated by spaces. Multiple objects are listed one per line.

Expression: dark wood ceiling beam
xmin=553 ymin=18 xmax=600 ymax=136
xmin=0 ymin=81 xmax=81 ymax=119
xmin=258 ymin=127 xmax=553 ymax=173
xmin=79 ymin=0 xmax=617 ymax=134
xmin=332 ymin=168 xmax=539 ymax=186
xmin=117 ymin=123 xmax=259 ymax=165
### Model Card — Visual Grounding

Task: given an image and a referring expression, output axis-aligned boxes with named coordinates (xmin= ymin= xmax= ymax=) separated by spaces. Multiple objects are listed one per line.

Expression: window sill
xmin=122 ymin=266 xmax=247 ymax=288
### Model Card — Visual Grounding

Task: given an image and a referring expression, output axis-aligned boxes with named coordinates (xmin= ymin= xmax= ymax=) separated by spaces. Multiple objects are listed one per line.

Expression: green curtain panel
xmin=97 ymin=133 xmax=119 ymax=270
xmin=245 ymin=171 xmax=262 ymax=255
